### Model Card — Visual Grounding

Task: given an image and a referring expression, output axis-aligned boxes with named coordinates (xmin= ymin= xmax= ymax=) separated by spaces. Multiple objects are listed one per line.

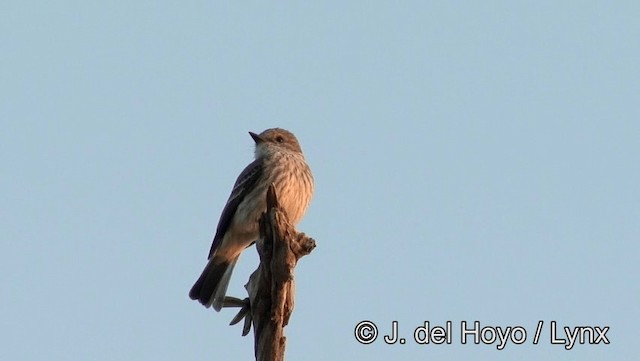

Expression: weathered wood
xmin=226 ymin=184 xmax=315 ymax=361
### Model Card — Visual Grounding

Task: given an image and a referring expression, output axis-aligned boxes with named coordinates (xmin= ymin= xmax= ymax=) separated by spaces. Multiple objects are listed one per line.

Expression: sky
xmin=2 ymin=1 xmax=639 ymax=360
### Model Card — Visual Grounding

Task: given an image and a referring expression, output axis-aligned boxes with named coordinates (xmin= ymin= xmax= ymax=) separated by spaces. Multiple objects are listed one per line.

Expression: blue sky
xmin=2 ymin=1 xmax=638 ymax=360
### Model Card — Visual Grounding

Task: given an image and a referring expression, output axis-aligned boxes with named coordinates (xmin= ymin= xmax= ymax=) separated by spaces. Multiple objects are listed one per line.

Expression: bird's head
xmin=250 ymin=128 xmax=303 ymax=158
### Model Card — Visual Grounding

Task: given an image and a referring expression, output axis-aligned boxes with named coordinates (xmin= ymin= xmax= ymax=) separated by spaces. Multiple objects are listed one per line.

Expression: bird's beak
xmin=249 ymin=131 xmax=263 ymax=144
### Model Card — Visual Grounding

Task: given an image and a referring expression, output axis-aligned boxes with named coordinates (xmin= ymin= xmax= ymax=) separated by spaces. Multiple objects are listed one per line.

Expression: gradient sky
xmin=2 ymin=1 xmax=638 ymax=360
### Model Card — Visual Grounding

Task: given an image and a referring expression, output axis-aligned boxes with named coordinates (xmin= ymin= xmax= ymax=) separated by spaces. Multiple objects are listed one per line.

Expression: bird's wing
xmin=207 ymin=159 xmax=263 ymax=259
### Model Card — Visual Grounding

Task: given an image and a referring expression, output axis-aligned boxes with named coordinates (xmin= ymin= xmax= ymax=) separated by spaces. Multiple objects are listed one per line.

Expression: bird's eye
xmin=275 ymin=136 xmax=284 ymax=143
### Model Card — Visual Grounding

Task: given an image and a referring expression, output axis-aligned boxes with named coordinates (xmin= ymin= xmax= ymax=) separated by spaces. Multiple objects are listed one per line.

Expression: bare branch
xmin=227 ymin=184 xmax=315 ymax=361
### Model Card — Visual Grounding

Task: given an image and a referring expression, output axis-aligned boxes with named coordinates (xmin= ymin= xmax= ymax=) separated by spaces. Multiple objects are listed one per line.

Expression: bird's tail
xmin=189 ymin=255 xmax=239 ymax=311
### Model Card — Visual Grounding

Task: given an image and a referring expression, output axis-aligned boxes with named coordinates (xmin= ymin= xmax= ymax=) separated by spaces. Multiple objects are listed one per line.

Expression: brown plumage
xmin=189 ymin=128 xmax=314 ymax=311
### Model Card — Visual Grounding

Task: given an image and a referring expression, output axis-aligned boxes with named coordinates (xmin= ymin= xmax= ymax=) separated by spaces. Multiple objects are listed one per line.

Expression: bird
xmin=189 ymin=128 xmax=314 ymax=311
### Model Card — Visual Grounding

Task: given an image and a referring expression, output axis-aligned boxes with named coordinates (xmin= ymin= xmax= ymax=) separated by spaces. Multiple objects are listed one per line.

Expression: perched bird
xmin=189 ymin=128 xmax=314 ymax=311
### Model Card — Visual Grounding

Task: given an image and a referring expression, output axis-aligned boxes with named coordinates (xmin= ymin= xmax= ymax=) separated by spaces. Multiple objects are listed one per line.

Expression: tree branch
xmin=227 ymin=184 xmax=315 ymax=361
